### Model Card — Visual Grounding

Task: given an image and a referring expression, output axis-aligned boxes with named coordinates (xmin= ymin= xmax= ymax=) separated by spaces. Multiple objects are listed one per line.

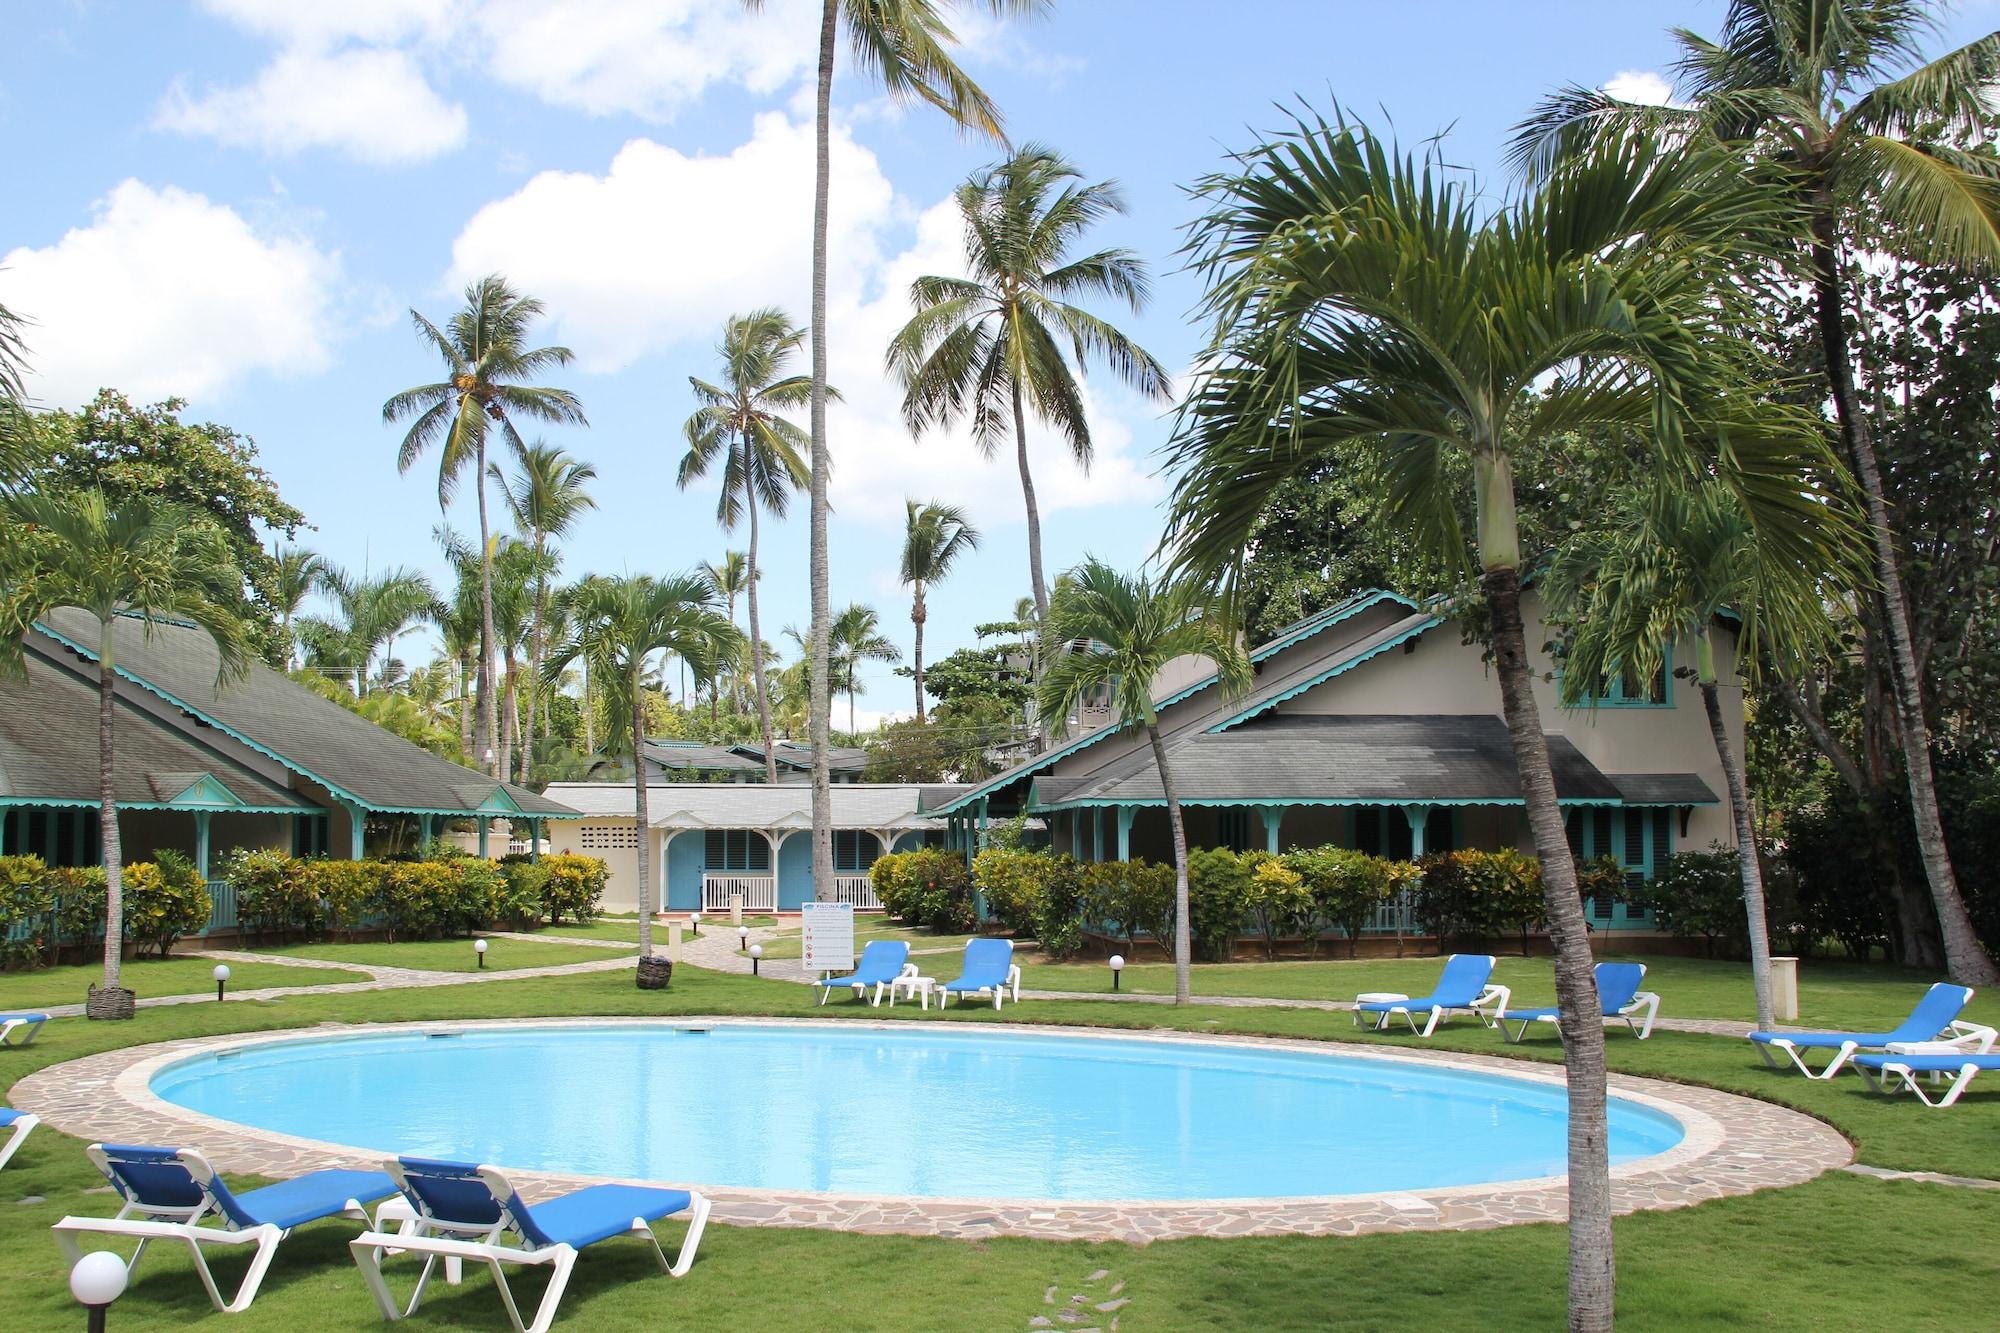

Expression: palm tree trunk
xmin=745 ymin=438 xmax=780 ymax=783
xmin=458 ymin=650 xmax=475 ymax=758
xmin=1475 ymin=450 xmax=1612 ymax=1332
xmin=632 ymin=666 xmax=653 ymax=957
xmin=1810 ymin=214 xmax=1997 ymax=985
xmin=524 ymin=541 xmax=545 ymax=788
xmin=912 ymin=583 xmax=927 ymax=722
xmin=96 ymin=616 xmax=126 ymax=1000
xmin=1010 ymin=380 xmax=1051 ymax=641
xmin=1148 ymin=723 xmax=1193 ymax=1006
xmin=582 ymin=655 xmax=594 ymax=754
xmin=807 ymin=0 xmax=838 ymax=901
xmin=1698 ymin=638 xmax=1774 ymax=1032
xmin=499 ymin=660 xmax=519 ymax=786
xmin=475 ymin=440 xmax=500 ymax=777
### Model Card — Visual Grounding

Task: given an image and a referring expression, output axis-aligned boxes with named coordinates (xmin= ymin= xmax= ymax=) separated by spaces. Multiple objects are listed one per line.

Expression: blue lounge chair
xmin=1354 ymin=954 xmax=1508 ymax=1037
xmin=1854 ymin=1051 xmax=2000 ymax=1108
xmin=351 ymin=1156 xmax=710 ymax=1333
xmin=813 ymin=939 xmax=912 ymax=1006
xmin=0 ymin=1108 xmax=39 ymax=1171
xmin=940 ymin=937 xmax=1019 ymax=1009
xmin=53 ymin=1144 xmax=397 ymax=1312
xmin=1748 ymin=982 xmax=1976 ymax=1079
xmin=1497 ymin=962 xmax=1661 ymax=1043
xmin=1 ymin=1011 xmax=49 ymax=1047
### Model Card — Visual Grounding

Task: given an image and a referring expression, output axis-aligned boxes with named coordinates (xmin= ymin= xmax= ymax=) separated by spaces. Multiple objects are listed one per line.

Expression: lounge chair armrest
xmin=1944 ymin=1021 xmax=1998 ymax=1053
xmin=899 ymin=962 xmax=920 ymax=978
xmin=1471 ymin=984 xmax=1510 ymax=1013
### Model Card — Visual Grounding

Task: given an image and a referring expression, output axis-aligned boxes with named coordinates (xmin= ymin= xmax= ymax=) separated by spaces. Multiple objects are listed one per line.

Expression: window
xmin=292 ymin=813 xmax=330 ymax=858
xmin=1216 ymin=809 xmax=1254 ymax=853
xmin=6 ymin=808 xmax=98 ymax=868
xmin=833 ymin=831 xmax=879 ymax=873
xmin=1577 ymin=652 xmax=1671 ymax=707
xmin=1352 ymin=807 xmax=1414 ymax=861
xmin=703 ymin=830 xmax=770 ymax=872
xmin=1567 ymin=805 xmax=1671 ymax=925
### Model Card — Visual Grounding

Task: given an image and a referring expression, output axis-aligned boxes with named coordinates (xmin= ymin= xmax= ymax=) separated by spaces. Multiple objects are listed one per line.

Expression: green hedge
xmin=217 ymin=849 xmax=609 ymax=942
xmin=872 ymin=849 xmax=977 ymax=933
xmin=0 ymin=852 xmax=208 ymax=966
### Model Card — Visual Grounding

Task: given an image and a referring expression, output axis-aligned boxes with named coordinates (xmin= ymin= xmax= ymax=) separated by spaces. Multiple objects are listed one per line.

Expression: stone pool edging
xmin=11 ymin=1016 xmax=1852 ymax=1244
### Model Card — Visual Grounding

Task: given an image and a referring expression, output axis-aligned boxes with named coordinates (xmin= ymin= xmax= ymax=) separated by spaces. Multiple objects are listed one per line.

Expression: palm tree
xmin=702 ymin=550 xmax=751 ymax=714
xmin=435 ymin=528 xmax=485 ymax=760
xmin=0 ymin=491 xmax=246 ymax=1014
xmin=543 ymin=574 xmax=739 ymax=965
xmin=0 ymin=298 xmax=31 ymax=486
xmin=317 ymin=565 xmax=440 ymax=697
xmin=1162 ymin=115 xmax=1834 ymax=1332
xmin=745 ymin=0 xmax=1037 ymax=911
xmin=383 ymin=274 xmax=586 ymax=779
xmin=889 ymin=145 xmax=1171 ymax=639
xmin=492 ymin=442 xmax=597 ymax=784
xmin=488 ymin=540 xmax=536 ymax=783
xmin=829 ymin=602 xmax=901 ymax=735
xmin=269 ymin=544 xmax=324 ymax=670
xmin=900 ymin=500 xmax=980 ymax=720
xmin=679 ymin=309 xmax=817 ymax=782
xmin=1512 ymin=0 xmax=2000 ymax=984
xmin=1036 ymin=559 xmax=1248 ymax=1005
xmin=1544 ymin=481 xmax=1850 ymax=1033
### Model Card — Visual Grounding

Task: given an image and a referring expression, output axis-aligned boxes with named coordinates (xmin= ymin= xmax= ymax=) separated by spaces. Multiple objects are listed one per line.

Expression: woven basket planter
xmin=635 ymin=955 xmax=674 ymax=990
xmin=85 ymin=984 xmax=136 ymax=1021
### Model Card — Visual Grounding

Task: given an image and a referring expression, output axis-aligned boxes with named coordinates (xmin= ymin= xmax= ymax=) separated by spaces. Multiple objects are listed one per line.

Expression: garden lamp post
xmin=1108 ymin=954 xmax=1125 ymax=992
xmin=70 ymin=1250 xmax=127 ymax=1332
xmin=212 ymin=964 xmax=230 ymax=1002
xmin=749 ymin=944 xmax=763 ymax=977
xmin=737 ymin=925 xmax=749 ymax=953
xmin=690 ymin=912 xmax=701 ymax=938
xmin=474 ymin=939 xmax=488 ymax=969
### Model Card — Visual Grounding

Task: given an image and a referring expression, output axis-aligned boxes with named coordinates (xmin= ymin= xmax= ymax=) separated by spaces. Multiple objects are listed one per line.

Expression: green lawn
xmin=0 ymin=956 xmax=367 ymax=1011
xmin=757 ymin=922 xmax=983 ymax=961
xmin=247 ymin=938 xmax=630 ymax=973
xmin=536 ymin=916 xmax=779 ymax=944
xmin=3 ymin=962 xmax=1995 ymax=1328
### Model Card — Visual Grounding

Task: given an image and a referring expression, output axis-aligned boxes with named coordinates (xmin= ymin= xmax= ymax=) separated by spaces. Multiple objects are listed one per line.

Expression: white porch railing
xmin=830 ymin=875 xmax=881 ymax=909
xmin=702 ymin=874 xmax=776 ymax=913
xmin=1365 ymin=890 xmax=1416 ymax=935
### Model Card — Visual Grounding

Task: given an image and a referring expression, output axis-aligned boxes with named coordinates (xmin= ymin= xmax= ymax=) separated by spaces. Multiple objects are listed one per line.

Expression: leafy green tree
xmin=907 ymin=643 xmax=1033 ymax=710
xmin=889 ymin=145 xmax=1170 ymax=636
xmin=1163 ymin=113 xmax=1834 ymax=1330
xmin=1036 ymin=558 xmax=1249 ymax=1005
xmin=0 ymin=491 xmax=247 ymax=1010
xmin=863 ymin=695 xmax=1021 ymax=782
xmin=900 ymin=499 xmax=980 ymax=720
xmin=679 ymin=309 xmax=816 ymax=781
xmin=1515 ymin=0 xmax=2000 ymax=984
xmin=385 ymin=274 xmax=585 ymax=779
xmin=492 ymin=441 xmax=596 ymax=784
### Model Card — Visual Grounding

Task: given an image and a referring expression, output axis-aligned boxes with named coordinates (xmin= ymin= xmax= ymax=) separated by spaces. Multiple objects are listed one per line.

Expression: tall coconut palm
xmin=702 ymin=550 xmax=751 ymax=713
xmin=1163 ymin=115 xmax=1834 ymax=1332
xmin=317 ymin=564 xmax=440 ymax=697
xmin=1544 ymin=479 xmax=1851 ymax=1032
xmin=829 ymin=602 xmax=901 ymax=734
xmin=487 ymin=539 xmax=537 ymax=783
xmin=492 ymin=442 xmax=597 ymax=784
xmin=1513 ymin=0 xmax=2000 ymax=984
xmin=0 ymin=491 xmax=246 ymax=1013
xmin=1036 ymin=559 xmax=1248 ymax=1005
xmin=900 ymin=500 xmax=980 ymax=720
xmin=383 ymin=274 xmax=586 ymax=779
xmin=268 ymin=544 xmax=325 ymax=670
xmin=435 ymin=527 xmax=485 ymax=760
xmin=679 ymin=309 xmax=817 ymax=781
xmin=543 ymin=574 xmax=739 ymax=964
xmin=743 ymin=0 xmax=1037 ymax=902
xmin=889 ymin=145 xmax=1170 ymax=641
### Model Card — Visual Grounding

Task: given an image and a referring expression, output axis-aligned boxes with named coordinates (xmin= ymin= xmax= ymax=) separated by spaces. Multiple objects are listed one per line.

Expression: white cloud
xmin=0 ymin=180 xmax=341 ymax=405
xmin=1604 ymin=69 xmax=1676 ymax=106
xmin=192 ymin=0 xmax=460 ymax=48
xmin=157 ymin=46 xmax=468 ymax=165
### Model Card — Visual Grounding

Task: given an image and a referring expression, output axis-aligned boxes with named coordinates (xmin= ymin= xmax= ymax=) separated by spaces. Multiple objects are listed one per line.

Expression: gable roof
xmin=543 ymin=782 xmax=953 ymax=830
xmin=31 ymin=609 xmax=575 ymax=819
xmin=640 ymin=740 xmax=763 ymax=774
xmin=732 ymin=741 xmax=868 ymax=773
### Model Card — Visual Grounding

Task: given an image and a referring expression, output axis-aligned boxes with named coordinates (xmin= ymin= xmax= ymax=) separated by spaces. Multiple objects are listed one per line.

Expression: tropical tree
xmin=889 ymin=144 xmax=1171 ymax=639
xmin=492 ymin=441 xmax=596 ymax=784
xmin=1513 ymin=0 xmax=2000 ymax=984
xmin=312 ymin=564 xmax=440 ymax=696
xmin=0 ymin=491 xmax=247 ymax=1013
xmin=702 ymin=550 xmax=751 ymax=714
xmin=384 ymin=274 xmax=586 ymax=778
xmin=543 ymin=574 xmax=739 ymax=964
xmin=0 ymin=298 xmax=33 ymax=485
xmin=1543 ymin=481 xmax=1849 ymax=1032
xmin=678 ymin=309 xmax=816 ymax=781
xmin=1161 ymin=114 xmax=1836 ymax=1331
xmin=829 ymin=602 xmax=901 ymax=735
xmin=900 ymin=500 xmax=980 ymax=721
xmin=268 ymin=544 xmax=324 ymax=670
xmin=745 ymin=0 xmax=1038 ymax=910
xmin=1036 ymin=559 xmax=1248 ymax=1005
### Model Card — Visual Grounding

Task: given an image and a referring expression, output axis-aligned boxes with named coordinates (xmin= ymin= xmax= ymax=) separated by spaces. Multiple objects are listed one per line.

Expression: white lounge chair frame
xmin=1855 ymin=1055 xmax=1996 ymax=1108
xmin=349 ymin=1164 xmax=711 ymax=1333
xmin=0 ymin=1111 xmax=38 ymax=1171
xmin=1 ymin=1014 xmax=47 ymax=1047
xmin=1357 ymin=985 xmax=1511 ymax=1038
xmin=817 ymin=962 xmax=917 ymax=1008
xmin=1498 ymin=991 xmax=1661 ymax=1044
xmin=52 ymin=1148 xmax=386 ymax=1314
xmin=1756 ymin=1019 xmax=1996 ymax=1081
xmin=945 ymin=964 xmax=1022 ymax=1010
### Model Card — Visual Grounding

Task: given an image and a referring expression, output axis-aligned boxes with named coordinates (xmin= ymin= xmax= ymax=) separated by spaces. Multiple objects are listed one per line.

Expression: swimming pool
xmin=150 ymin=1022 xmax=1685 ymax=1202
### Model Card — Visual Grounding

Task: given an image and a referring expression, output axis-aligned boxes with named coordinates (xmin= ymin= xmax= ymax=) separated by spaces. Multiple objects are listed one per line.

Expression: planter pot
xmin=85 ymin=984 xmax=136 ymax=1021
xmin=635 ymin=955 xmax=673 ymax=990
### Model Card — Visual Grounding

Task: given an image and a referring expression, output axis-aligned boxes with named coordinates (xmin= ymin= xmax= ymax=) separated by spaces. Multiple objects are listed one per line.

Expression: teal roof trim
xmin=1250 ymin=590 xmax=1414 ymax=664
xmin=1208 ymin=617 xmax=1446 ymax=733
xmin=0 ymin=796 xmax=323 ymax=815
xmin=1027 ymin=794 xmax=1627 ymax=813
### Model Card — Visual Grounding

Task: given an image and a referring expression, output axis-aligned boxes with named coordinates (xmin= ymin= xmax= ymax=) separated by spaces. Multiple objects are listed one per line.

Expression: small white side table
xmin=1354 ymin=991 xmax=1408 ymax=1031
xmin=889 ymin=974 xmax=936 ymax=1010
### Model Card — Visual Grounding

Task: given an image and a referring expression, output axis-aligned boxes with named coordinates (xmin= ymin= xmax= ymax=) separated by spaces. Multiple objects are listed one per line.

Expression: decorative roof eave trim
xmin=1207 ymin=617 xmax=1446 ymax=733
xmin=0 ymin=796 xmax=322 ymax=814
xmin=1615 ymin=798 xmax=1722 ymax=808
xmin=1027 ymin=794 xmax=1632 ymax=813
xmin=358 ymin=802 xmax=583 ymax=820
xmin=1249 ymin=589 xmax=1416 ymax=664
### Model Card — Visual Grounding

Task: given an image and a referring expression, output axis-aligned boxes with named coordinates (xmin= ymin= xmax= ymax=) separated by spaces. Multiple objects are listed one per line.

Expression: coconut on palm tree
xmin=829 ymin=603 xmax=901 ymax=735
xmin=1163 ymin=114 xmax=1835 ymax=1332
xmin=1036 ymin=559 xmax=1248 ymax=1007
xmin=900 ymin=500 xmax=980 ymax=720
xmin=679 ymin=309 xmax=817 ymax=781
xmin=1513 ymin=0 xmax=2000 ymax=983
xmin=492 ymin=442 xmax=597 ymax=785
xmin=383 ymin=274 xmax=586 ymax=779
xmin=543 ymin=574 xmax=739 ymax=968
xmin=889 ymin=144 xmax=1171 ymax=640
xmin=0 ymin=491 xmax=247 ymax=1017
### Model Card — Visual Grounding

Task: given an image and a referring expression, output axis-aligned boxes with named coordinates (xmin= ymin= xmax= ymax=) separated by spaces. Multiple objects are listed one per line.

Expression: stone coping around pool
xmin=12 ymin=1017 xmax=1852 ymax=1244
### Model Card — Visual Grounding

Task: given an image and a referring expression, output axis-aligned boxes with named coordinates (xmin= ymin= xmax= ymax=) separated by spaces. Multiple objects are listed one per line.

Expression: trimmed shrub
xmin=901 ymin=849 xmax=977 ymax=933
xmin=0 ymin=856 xmax=56 ymax=969
xmin=225 ymin=847 xmax=317 ymax=940
xmin=972 ymin=848 xmax=1049 ymax=936
xmin=1247 ymin=854 xmax=1313 ymax=959
xmin=1079 ymin=858 xmax=1174 ymax=954
xmin=537 ymin=854 xmax=606 ymax=925
xmin=1185 ymin=848 xmax=1257 ymax=962
xmin=1036 ymin=856 xmax=1086 ymax=960
xmin=1635 ymin=846 xmax=1744 ymax=957
xmin=307 ymin=859 xmax=381 ymax=937
xmin=1282 ymin=846 xmax=1399 ymax=958
xmin=376 ymin=860 xmax=457 ymax=940
xmin=122 ymin=850 xmax=212 ymax=957
xmin=1413 ymin=849 xmax=1542 ymax=952
xmin=870 ymin=852 xmax=918 ymax=922
xmin=52 ymin=866 xmax=108 ymax=953
xmin=497 ymin=861 xmax=550 ymax=930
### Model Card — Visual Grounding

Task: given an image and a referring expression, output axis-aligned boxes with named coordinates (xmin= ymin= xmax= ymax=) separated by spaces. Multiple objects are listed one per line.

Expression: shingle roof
xmin=543 ymin=782 xmax=946 ymax=829
xmin=1613 ymin=773 xmax=1720 ymax=806
xmin=733 ymin=741 xmax=867 ymax=773
xmin=641 ymin=740 xmax=763 ymax=774
xmin=1028 ymin=714 xmax=1626 ymax=808
xmin=0 ymin=646 xmax=313 ymax=810
xmin=33 ymin=609 xmax=575 ymax=818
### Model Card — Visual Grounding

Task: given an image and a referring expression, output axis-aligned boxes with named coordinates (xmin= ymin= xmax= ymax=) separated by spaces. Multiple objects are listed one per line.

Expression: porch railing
xmin=203 ymin=879 xmax=238 ymax=934
xmin=702 ymin=874 xmax=776 ymax=913
xmin=829 ymin=875 xmax=881 ymax=909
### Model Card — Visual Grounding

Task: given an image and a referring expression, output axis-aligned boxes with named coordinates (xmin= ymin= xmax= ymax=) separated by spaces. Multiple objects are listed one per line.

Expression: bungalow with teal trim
xmin=0 ymin=608 xmax=577 ymax=921
xmin=922 ymin=588 xmax=1731 ymax=941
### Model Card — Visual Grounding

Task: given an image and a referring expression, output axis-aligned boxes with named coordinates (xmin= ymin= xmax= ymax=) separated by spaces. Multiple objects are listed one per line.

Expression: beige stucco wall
xmin=547 ymin=819 xmax=646 ymax=914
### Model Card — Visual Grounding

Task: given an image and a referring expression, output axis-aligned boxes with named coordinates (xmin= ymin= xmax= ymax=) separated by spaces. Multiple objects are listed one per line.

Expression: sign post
xmin=800 ymin=901 xmax=855 ymax=977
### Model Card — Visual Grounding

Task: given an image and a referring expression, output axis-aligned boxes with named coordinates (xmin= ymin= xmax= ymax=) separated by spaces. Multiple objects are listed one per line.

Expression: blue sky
xmin=4 ymin=1 xmax=1991 ymax=728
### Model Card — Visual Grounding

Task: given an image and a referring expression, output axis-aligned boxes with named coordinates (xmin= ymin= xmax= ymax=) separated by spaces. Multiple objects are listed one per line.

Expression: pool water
xmin=151 ymin=1023 xmax=1684 ymax=1201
